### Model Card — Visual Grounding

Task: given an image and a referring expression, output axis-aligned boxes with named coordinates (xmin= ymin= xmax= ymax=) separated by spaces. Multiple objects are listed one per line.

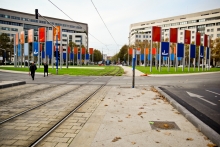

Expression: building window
xmin=62 ymin=34 xmax=67 ymax=37
xmin=217 ymin=28 xmax=220 ymax=31
xmin=0 ymin=14 xmax=10 ymax=18
xmin=21 ymin=18 xmax=29 ymax=21
xmin=180 ymin=32 xmax=183 ymax=35
xmin=210 ymin=34 xmax=214 ymax=37
xmin=1 ymin=27 xmax=10 ymax=31
xmin=192 ymin=36 xmax=194 ymax=39
xmin=143 ymin=35 xmax=145 ymax=38
xmin=11 ymin=28 xmax=18 ymax=31
xmin=11 ymin=16 xmax=20 ymax=20
xmin=62 ymin=39 xmax=67 ymax=42
xmin=69 ymin=35 xmax=72 ymax=39
xmin=30 ymin=19 xmax=38 ymax=23
xmin=216 ymin=22 xmax=220 ymax=26
xmin=192 ymin=31 xmax=195 ymax=34
xmin=217 ymin=34 xmax=220 ymax=37
xmin=139 ymin=35 xmax=141 ymax=38
xmin=146 ymin=35 xmax=148 ymax=38
xmin=211 ymin=29 xmax=214 ymax=32
xmin=48 ymin=27 xmax=52 ymax=30
xmin=75 ymin=40 xmax=81 ymax=42
xmin=136 ymin=35 xmax=138 ymax=38
xmin=207 ymin=29 xmax=210 ymax=32
xmin=199 ymin=19 xmax=205 ymax=22
xmin=39 ymin=20 xmax=46 ymax=24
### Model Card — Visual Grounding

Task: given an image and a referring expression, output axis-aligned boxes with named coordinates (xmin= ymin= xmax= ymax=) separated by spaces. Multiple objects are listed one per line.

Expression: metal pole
xmin=150 ymin=35 xmax=152 ymax=72
xmin=66 ymin=36 xmax=68 ymax=69
xmin=209 ymin=47 xmax=211 ymax=70
xmin=159 ymin=42 xmax=161 ymax=72
xmin=80 ymin=36 xmax=82 ymax=66
xmin=188 ymin=45 xmax=191 ymax=72
xmin=144 ymin=47 xmax=146 ymax=67
xmin=198 ymin=46 xmax=200 ymax=71
xmin=132 ymin=48 xmax=136 ymax=88
xmin=56 ymin=34 xmax=58 ymax=75
xmin=176 ymin=43 xmax=178 ymax=72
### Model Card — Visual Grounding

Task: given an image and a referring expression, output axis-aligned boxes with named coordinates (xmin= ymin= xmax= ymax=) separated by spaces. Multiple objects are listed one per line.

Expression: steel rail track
xmin=0 ymin=76 xmax=105 ymax=125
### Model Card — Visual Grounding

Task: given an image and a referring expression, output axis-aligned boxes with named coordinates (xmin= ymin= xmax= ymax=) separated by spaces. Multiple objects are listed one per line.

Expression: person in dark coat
xmin=44 ymin=62 xmax=48 ymax=77
xmin=29 ymin=62 xmax=37 ymax=80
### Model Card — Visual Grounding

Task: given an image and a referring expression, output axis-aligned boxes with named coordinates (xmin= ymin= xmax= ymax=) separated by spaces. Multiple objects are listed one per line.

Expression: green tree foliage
xmin=212 ymin=37 xmax=220 ymax=65
xmin=93 ymin=49 xmax=102 ymax=62
xmin=0 ymin=33 xmax=10 ymax=50
xmin=68 ymin=41 xmax=77 ymax=48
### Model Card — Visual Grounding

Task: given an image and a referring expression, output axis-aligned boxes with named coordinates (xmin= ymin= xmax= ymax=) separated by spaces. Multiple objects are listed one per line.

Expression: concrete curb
xmin=0 ymin=81 xmax=26 ymax=89
xmin=0 ymin=69 xmax=48 ymax=75
xmin=154 ymin=86 xmax=220 ymax=146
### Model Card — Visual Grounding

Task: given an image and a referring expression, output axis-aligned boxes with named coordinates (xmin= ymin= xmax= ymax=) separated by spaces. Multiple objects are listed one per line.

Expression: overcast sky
xmin=1 ymin=0 xmax=220 ymax=55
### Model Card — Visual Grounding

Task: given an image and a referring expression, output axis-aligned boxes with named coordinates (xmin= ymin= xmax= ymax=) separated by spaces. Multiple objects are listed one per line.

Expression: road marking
xmin=186 ymin=91 xmax=217 ymax=106
xmin=206 ymin=90 xmax=220 ymax=96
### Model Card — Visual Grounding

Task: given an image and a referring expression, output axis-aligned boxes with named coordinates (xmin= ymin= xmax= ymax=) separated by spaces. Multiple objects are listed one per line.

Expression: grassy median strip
xmin=0 ymin=66 xmax=124 ymax=76
xmin=135 ymin=66 xmax=220 ymax=74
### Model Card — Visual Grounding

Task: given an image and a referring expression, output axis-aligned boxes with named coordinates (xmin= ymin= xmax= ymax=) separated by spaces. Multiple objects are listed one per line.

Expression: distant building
xmin=129 ymin=8 xmax=220 ymax=45
xmin=0 ymin=8 xmax=88 ymax=62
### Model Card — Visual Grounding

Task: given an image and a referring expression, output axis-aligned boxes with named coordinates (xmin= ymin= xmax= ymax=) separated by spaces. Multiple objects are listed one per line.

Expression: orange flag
xmin=74 ymin=47 xmax=78 ymax=54
xmin=145 ymin=48 xmax=149 ymax=54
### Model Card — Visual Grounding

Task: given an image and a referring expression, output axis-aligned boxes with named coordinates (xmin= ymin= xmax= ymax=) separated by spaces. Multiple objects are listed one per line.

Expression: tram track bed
xmin=0 ymin=84 xmax=105 ymax=146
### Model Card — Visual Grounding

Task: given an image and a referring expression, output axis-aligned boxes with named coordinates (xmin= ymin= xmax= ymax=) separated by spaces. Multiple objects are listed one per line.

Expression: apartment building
xmin=0 ymin=8 xmax=88 ymax=61
xmin=129 ymin=8 xmax=220 ymax=45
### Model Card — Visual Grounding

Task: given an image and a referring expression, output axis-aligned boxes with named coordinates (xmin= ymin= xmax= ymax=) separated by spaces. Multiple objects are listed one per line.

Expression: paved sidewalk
xmin=69 ymin=86 xmax=215 ymax=147
xmin=121 ymin=66 xmax=145 ymax=76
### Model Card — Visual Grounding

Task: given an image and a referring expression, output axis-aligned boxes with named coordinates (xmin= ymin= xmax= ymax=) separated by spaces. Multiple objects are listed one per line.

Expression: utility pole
xmin=35 ymin=9 xmax=59 ymax=74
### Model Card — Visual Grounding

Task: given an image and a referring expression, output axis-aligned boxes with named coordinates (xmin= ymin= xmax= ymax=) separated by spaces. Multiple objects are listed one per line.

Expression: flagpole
xmin=188 ymin=44 xmax=191 ymax=72
xmin=150 ymin=27 xmax=152 ymax=72
xmin=198 ymin=45 xmax=200 ymax=71
xmin=182 ymin=31 xmax=185 ymax=72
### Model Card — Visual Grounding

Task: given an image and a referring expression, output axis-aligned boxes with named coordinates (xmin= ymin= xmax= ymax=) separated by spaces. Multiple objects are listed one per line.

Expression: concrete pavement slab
xmin=69 ymin=86 xmax=214 ymax=147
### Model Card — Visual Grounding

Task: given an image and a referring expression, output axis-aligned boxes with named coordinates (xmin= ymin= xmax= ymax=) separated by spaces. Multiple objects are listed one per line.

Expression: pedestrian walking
xmin=44 ymin=62 xmax=48 ymax=77
xmin=29 ymin=61 xmax=37 ymax=80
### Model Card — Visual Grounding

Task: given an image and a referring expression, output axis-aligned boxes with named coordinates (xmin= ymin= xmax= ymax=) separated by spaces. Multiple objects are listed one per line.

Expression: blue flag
xmin=148 ymin=54 xmax=151 ymax=60
xmin=33 ymin=42 xmax=38 ymax=56
xmin=42 ymin=51 xmax=45 ymax=58
xmin=170 ymin=54 xmax=174 ymax=61
xmin=63 ymin=53 xmax=66 ymax=60
xmin=46 ymin=41 xmax=52 ymax=56
xmin=141 ymin=54 xmax=144 ymax=61
xmin=161 ymin=42 xmax=169 ymax=57
xmin=200 ymin=46 xmax=204 ymax=58
xmin=18 ymin=44 xmax=21 ymax=57
xmin=207 ymin=47 xmax=209 ymax=59
xmin=190 ymin=44 xmax=196 ymax=58
xmin=78 ymin=53 xmax=81 ymax=59
xmin=24 ymin=43 xmax=29 ymax=56
xmin=86 ymin=54 xmax=89 ymax=60
xmin=177 ymin=43 xmax=184 ymax=57
xmin=70 ymin=53 xmax=74 ymax=60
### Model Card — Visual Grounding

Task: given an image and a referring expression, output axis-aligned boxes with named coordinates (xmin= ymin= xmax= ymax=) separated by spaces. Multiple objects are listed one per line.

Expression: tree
xmin=0 ymin=33 xmax=10 ymax=50
xmin=0 ymin=33 xmax=11 ymax=62
xmin=211 ymin=37 xmax=220 ymax=66
xmin=93 ymin=49 xmax=102 ymax=62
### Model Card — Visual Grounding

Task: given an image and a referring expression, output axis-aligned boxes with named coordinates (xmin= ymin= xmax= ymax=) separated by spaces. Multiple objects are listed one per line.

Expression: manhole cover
xmin=149 ymin=121 xmax=180 ymax=130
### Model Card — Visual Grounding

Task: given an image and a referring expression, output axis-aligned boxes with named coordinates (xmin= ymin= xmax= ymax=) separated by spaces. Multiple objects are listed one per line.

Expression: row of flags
xmin=128 ymin=26 xmax=210 ymax=59
xmin=129 ymin=26 xmax=211 ymax=72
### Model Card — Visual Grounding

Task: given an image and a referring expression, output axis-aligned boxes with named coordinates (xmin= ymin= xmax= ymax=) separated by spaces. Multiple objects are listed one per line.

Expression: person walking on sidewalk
xmin=29 ymin=61 xmax=37 ymax=80
xmin=44 ymin=62 xmax=48 ymax=77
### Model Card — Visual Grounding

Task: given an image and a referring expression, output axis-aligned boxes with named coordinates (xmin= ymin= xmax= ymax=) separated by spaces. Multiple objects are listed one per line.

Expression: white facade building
xmin=129 ymin=8 xmax=220 ymax=45
xmin=0 ymin=8 xmax=88 ymax=61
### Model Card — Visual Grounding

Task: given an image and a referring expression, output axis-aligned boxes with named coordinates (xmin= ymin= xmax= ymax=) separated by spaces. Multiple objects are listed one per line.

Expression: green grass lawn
xmin=0 ymin=65 xmax=124 ymax=76
xmin=135 ymin=66 xmax=220 ymax=74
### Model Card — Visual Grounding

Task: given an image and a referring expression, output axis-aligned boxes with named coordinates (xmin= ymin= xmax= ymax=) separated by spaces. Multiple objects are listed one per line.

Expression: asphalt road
xmin=0 ymin=71 xmax=220 ymax=134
